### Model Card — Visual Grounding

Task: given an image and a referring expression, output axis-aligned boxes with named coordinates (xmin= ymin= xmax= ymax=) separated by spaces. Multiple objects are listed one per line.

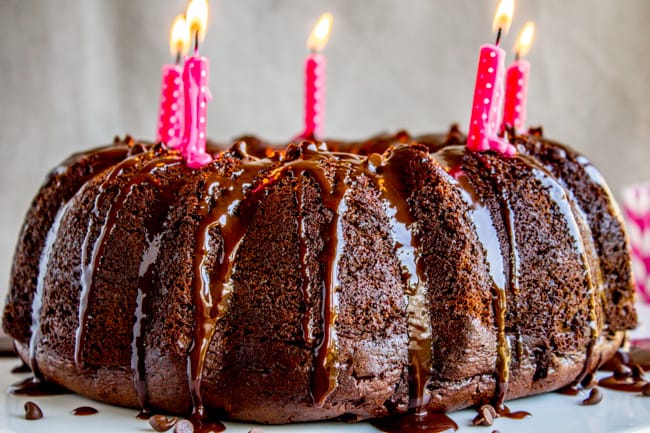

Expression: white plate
xmin=1 ymin=358 xmax=649 ymax=433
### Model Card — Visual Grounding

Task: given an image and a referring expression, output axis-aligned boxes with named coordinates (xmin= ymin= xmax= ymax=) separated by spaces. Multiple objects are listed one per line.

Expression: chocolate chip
xmin=24 ymin=401 xmax=43 ymax=420
xmin=631 ymin=364 xmax=645 ymax=381
xmin=491 ymin=430 xmax=501 ymax=433
xmin=614 ymin=364 xmax=632 ymax=379
xmin=582 ymin=387 xmax=603 ymax=405
xmin=149 ymin=414 xmax=178 ymax=432
xmin=642 ymin=383 xmax=650 ymax=396
xmin=174 ymin=419 xmax=194 ymax=433
xmin=472 ymin=404 xmax=496 ymax=426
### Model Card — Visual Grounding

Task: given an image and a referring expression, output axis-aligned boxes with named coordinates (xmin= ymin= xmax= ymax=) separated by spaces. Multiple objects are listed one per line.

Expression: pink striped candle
xmin=297 ymin=13 xmax=333 ymax=141
xmin=503 ymin=60 xmax=530 ymax=133
xmin=466 ymin=0 xmax=516 ymax=157
xmin=181 ymin=0 xmax=212 ymax=168
xmin=181 ymin=56 xmax=212 ymax=168
xmin=156 ymin=15 xmax=190 ymax=150
xmin=156 ymin=65 xmax=183 ymax=149
xmin=503 ymin=22 xmax=535 ymax=134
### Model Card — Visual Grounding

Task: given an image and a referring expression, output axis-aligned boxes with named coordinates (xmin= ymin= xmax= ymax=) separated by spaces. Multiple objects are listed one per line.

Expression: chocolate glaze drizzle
xmin=464 ymin=151 xmax=516 ymax=411
xmin=9 ymin=377 xmax=70 ymax=396
xmin=262 ymin=143 xmax=355 ymax=405
xmin=76 ymin=151 xmax=183 ymax=372
xmin=372 ymin=146 xmax=433 ymax=412
xmin=530 ymin=165 xmax=600 ymax=388
xmin=189 ymin=149 xmax=272 ymax=418
xmin=371 ymin=411 xmax=458 ymax=433
xmin=29 ymin=145 xmax=130 ymax=380
xmin=129 ymin=155 xmax=187 ymax=410
xmin=29 ymin=199 xmax=73 ymax=380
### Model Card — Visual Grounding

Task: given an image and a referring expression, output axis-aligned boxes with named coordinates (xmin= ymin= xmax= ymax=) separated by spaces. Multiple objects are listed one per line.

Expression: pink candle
xmin=303 ymin=53 xmax=326 ymax=140
xmin=467 ymin=44 xmax=507 ymax=152
xmin=157 ymin=65 xmax=184 ymax=149
xmin=181 ymin=56 xmax=212 ymax=168
xmin=156 ymin=15 xmax=190 ymax=149
xmin=467 ymin=0 xmax=516 ymax=157
xmin=503 ymin=60 xmax=530 ymax=134
xmin=181 ymin=0 xmax=212 ymax=168
xmin=503 ymin=22 xmax=535 ymax=134
xmin=298 ymin=13 xmax=333 ymax=140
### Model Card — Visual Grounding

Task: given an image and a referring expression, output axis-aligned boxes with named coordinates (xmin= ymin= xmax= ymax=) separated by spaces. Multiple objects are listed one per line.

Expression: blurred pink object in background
xmin=622 ymin=182 xmax=650 ymax=305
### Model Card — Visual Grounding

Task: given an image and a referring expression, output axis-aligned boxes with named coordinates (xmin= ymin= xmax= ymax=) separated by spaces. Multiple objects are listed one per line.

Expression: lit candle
xmin=181 ymin=0 xmax=213 ymax=168
xmin=503 ymin=22 xmax=535 ymax=134
xmin=467 ymin=0 xmax=516 ymax=157
xmin=298 ymin=13 xmax=333 ymax=140
xmin=157 ymin=15 xmax=190 ymax=149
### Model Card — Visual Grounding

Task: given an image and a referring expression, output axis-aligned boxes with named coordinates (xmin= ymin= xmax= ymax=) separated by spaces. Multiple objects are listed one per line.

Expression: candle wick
xmin=495 ymin=27 xmax=502 ymax=46
xmin=194 ymin=30 xmax=199 ymax=55
xmin=514 ymin=51 xmax=520 ymax=62
xmin=175 ymin=51 xmax=182 ymax=65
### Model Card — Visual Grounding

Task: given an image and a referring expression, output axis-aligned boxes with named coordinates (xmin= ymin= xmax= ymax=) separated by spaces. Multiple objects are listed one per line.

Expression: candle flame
xmin=186 ymin=0 xmax=209 ymax=43
xmin=492 ymin=0 xmax=515 ymax=35
xmin=514 ymin=21 xmax=535 ymax=58
xmin=307 ymin=13 xmax=333 ymax=52
xmin=169 ymin=15 xmax=190 ymax=57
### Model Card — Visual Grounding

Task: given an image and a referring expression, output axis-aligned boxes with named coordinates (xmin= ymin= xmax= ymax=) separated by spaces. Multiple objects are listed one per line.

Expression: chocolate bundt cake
xmin=2 ymin=128 xmax=637 ymax=425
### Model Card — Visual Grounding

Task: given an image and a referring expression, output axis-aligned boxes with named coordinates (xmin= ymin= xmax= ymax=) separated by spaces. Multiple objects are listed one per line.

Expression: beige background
xmin=0 ymin=0 xmax=649 ymax=306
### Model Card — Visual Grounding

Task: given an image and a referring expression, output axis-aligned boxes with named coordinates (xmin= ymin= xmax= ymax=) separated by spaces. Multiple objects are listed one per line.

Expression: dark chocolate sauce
xmin=71 ymin=406 xmax=98 ymax=416
xmin=498 ymin=405 xmax=531 ymax=419
xmin=74 ymin=149 xmax=182 ymax=410
xmin=308 ymin=151 xmax=350 ymax=406
xmin=11 ymin=361 xmax=32 ymax=374
xmin=29 ymin=143 xmax=128 ymax=379
xmin=375 ymin=145 xmax=433 ymax=410
xmin=188 ymin=151 xmax=273 ymax=417
xmin=295 ymin=178 xmax=315 ymax=344
xmin=557 ymin=385 xmax=581 ymax=396
xmin=528 ymin=164 xmax=601 ymax=388
xmin=136 ymin=409 xmax=152 ymax=420
xmin=76 ymin=153 xmax=152 ymax=368
xmin=189 ymin=412 xmax=226 ymax=433
xmin=29 ymin=194 xmax=78 ymax=380
xmin=129 ymin=157 xmax=189 ymax=410
xmin=9 ymin=377 xmax=70 ymax=396
xmin=596 ymin=345 xmax=648 ymax=393
xmin=598 ymin=374 xmax=647 ymax=393
xmin=370 ymin=411 xmax=458 ymax=433
xmin=468 ymin=151 xmax=516 ymax=410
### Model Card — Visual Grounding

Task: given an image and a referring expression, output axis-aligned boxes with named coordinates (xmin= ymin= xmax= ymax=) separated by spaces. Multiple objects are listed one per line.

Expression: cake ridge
xmin=433 ymin=147 xmax=514 ymax=409
xmin=30 ymin=198 xmax=74 ymax=381
xmin=122 ymin=150 xmax=186 ymax=409
xmin=526 ymin=162 xmax=601 ymax=389
xmin=371 ymin=144 xmax=433 ymax=412
xmin=190 ymin=151 xmax=273 ymax=417
xmin=76 ymin=151 xmax=184 ymax=369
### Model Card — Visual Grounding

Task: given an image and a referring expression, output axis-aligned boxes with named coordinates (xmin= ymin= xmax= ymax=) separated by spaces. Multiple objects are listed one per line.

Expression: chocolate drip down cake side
xmin=1 ymin=128 xmax=638 ymax=425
